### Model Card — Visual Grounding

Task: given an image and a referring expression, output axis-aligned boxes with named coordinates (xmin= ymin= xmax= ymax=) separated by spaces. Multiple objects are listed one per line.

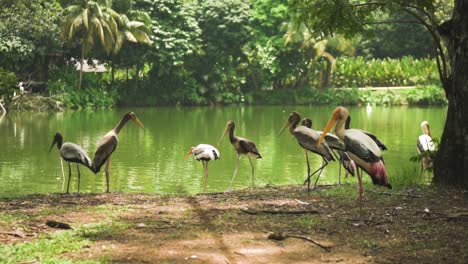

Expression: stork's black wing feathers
xmin=239 ymin=140 xmax=261 ymax=158
xmin=92 ymin=137 xmax=117 ymax=173
xmin=344 ymin=136 xmax=381 ymax=163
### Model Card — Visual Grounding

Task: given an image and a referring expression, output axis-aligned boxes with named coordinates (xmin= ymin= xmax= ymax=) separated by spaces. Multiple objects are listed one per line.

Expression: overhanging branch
xmin=402 ymin=7 xmax=448 ymax=84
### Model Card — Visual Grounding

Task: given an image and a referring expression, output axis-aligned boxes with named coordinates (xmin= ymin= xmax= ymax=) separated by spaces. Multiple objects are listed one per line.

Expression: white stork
xmin=219 ymin=120 xmax=261 ymax=190
xmin=185 ymin=144 xmax=220 ymax=192
xmin=49 ymin=132 xmax=92 ymax=193
xmin=318 ymin=107 xmax=391 ymax=205
xmin=417 ymin=121 xmax=435 ymax=174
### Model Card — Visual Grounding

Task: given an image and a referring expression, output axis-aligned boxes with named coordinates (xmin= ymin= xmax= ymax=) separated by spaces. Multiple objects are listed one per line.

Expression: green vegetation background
xmin=0 ymin=0 xmax=446 ymax=109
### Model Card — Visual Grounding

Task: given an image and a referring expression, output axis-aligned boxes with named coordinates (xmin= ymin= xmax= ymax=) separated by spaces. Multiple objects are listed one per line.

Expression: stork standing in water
xmin=91 ymin=112 xmax=144 ymax=192
xmin=417 ymin=121 xmax=435 ymax=175
xmin=318 ymin=107 xmax=391 ymax=205
xmin=185 ymin=144 xmax=220 ymax=192
xmin=279 ymin=112 xmax=335 ymax=193
xmin=49 ymin=132 xmax=92 ymax=193
xmin=219 ymin=121 xmax=261 ymax=190
xmin=301 ymin=117 xmax=355 ymax=182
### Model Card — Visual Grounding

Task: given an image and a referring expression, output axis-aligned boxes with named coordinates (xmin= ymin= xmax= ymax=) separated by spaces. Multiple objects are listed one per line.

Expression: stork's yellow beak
xmin=185 ymin=147 xmax=194 ymax=159
xmin=278 ymin=120 xmax=290 ymax=137
xmin=132 ymin=115 xmax=145 ymax=129
xmin=317 ymin=114 xmax=337 ymax=147
xmin=218 ymin=129 xmax=228 ymax=147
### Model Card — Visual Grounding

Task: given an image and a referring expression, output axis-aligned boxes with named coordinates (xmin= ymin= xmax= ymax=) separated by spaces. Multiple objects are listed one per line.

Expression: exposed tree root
xmin=241 ymin=208 xmax=319 ymax=215
xmin=268 ymin=232 xmax=334 ymax=251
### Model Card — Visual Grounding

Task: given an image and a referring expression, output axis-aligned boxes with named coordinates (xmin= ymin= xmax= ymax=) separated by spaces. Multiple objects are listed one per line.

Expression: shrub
xmin=332 ymin=56 xmax=439 ymax=87
xmin=406 ymin=85 xmax=447 ymax=105
xmin=47 ymin=67 xmax=117 ymax=109
xmin=0 ymin=67 xmax=17 ymax=103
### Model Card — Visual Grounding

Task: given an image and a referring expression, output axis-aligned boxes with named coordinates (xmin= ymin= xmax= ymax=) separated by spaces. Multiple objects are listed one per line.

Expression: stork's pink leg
xmin=229 ymin=154 xmax=241 ymax=190
xmin=203 ymin=161 xmax=208 ymax=193
xmin=357 ymin=167 xmax=363 ymax=214
xmin=105 ymin=158 xmax=111 ymax=193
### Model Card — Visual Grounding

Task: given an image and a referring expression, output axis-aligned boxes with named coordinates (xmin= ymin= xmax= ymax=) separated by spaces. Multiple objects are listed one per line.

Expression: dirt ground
xmin=0 ymin=185 xmax=467 ymax=263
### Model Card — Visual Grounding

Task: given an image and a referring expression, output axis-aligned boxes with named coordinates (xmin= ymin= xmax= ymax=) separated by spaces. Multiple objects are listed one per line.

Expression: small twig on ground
xmin=366 ymin=189 xmax=421 ymax=198
xmin=241 ymin=208 xmax=319 ymax=215
xmin=295 ymin=199 xmax=310 ymax=205
xmin=0 ymin=231 xmax=25 ymax=238
xmin=196 ymin=191 xmax=226 ymax=196
xmin=46 ymin=220 xmax=72 ymax=229
xmin=268 ymin=232 xmax=333 ymax=251
xmin=421 ymin=211 xmax=468 ymax=221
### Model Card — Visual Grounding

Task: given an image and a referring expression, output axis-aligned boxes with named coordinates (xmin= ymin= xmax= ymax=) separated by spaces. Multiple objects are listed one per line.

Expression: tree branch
xmin=362 ymin=20 xmax=422 ymax=25
xmin=401 ymin=7 xmax=448 ymax=84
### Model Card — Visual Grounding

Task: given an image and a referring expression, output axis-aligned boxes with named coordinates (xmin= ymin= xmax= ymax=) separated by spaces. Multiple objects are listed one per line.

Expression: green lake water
xmin=0 ymin=106 xmax=447 ymax=195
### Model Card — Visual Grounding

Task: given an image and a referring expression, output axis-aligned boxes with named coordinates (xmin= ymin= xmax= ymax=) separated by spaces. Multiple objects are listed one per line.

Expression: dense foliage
xmin=0 ymin=0 xmax=448 ymax=109
xmin=333 ymin=56 xmax=439 ymax=87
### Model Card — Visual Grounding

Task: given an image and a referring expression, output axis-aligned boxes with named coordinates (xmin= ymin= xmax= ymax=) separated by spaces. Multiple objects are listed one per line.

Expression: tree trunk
xmin=433 ymin=0 xmax=468 ymax=187
xmin=79 ymin=45 xmax=84 ymax=90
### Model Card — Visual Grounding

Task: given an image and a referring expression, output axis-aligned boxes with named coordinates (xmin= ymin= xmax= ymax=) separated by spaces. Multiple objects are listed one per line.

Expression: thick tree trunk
xmin=433 ymin=0 xmax=468 ymax=187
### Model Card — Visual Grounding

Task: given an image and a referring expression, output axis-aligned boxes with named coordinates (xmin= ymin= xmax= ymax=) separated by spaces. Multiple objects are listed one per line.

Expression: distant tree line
xmin=0 ymin=0 xmax=439 ymax=107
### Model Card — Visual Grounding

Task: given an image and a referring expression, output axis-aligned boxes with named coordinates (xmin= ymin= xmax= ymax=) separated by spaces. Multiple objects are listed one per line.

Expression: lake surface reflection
xmin=0 ymin=105 xmax=446 ymax=195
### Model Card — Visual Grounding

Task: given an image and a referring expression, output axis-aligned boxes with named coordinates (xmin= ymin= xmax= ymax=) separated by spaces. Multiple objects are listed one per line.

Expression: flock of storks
xmin=50 ymin=106 xmax=435 ymax=205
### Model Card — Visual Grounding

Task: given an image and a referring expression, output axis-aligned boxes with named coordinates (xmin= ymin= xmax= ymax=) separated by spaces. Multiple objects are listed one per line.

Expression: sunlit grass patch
xmin=0 ymin=221 xmax=129 ymax=263
xmin=0 ymin=229 xmax=90 ymax=263
xmin=0 ymin=211 xmax=29 ymax=226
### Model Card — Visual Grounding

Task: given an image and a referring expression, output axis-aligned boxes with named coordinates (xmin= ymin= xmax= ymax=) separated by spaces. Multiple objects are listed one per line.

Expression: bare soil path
xmin=0 ymin=185 xmax=467 ymax=263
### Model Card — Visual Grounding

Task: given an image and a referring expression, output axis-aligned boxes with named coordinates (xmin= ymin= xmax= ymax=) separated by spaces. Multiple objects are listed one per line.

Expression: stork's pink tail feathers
xmin=369 ymin=160 xmax=392 ymax=189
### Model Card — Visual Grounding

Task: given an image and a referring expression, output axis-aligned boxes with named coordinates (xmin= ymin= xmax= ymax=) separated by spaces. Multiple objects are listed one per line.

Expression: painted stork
xmin=91 ymin=112 xmax=144 ymax=193
xmin=278 ymin=112 xmax=335 ymax=193
xmin=219 ymin=120 xmax=261 ymax=190
xmin=185 ymin=144 xmax=220 ymax=192
xmin=417 ymin=121 xmax=435 ymax=174
xmin=345 ymin=116 xmax=387 ymax=151
xmin=301 ymin=117 xmax=356 ymax=182
xmin=49 ymin=132 xmax=92 ymax=193
xmin=317 ymin=107 xmax=391 ymax=205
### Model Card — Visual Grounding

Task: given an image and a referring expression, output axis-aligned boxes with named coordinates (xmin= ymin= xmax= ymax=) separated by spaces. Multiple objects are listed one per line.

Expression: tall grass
xmin=390 ymin=164 xmax=432 ymax=188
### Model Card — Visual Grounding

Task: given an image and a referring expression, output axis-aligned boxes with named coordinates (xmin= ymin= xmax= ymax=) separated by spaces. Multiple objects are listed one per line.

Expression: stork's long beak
xmin=278 ymin=120 xmax=290 ymax=137
xmin=218 ymin=129 xmax=228 ymax=147
xmin=132 ymin=116 xmax=145 ymax=129
xmin=317 ymin=115 xmax=337 ymax=148
xmin=185 ymin=147 xmax=194 ymax=159
xmin=48 ymin=139 xmax=56 ymax=153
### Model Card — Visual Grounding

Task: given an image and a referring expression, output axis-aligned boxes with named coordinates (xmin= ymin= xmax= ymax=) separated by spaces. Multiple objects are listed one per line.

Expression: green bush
xmin=247 ymin=88 xmax=361 ymax=105
xmin=332 ymin=56 xmax=439 ymax=87
xmin=406 ymin=85 xmax=447 ymax=105
xmin=0 ymin=67 xmax=17 ymax=103
xmin=47 ymin=67 xmax=117 ymax=109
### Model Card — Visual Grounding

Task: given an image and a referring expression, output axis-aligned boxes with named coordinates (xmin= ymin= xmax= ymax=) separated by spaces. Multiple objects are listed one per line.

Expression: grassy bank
xmin=0 ymin=184 xmax=467 ymax=263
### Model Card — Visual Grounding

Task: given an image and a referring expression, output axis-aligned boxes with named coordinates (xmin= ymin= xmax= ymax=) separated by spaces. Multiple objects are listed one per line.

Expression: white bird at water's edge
xmin=417 ymin=120 xmax=435 ymax=174
xmin=49 ymin=132 xmax=92 ymax=193
xmin=185 ymin=144 xmax=220 ymax=193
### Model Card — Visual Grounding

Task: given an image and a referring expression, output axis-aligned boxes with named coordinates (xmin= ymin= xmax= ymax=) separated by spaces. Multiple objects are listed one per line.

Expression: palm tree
xmin=62 ymin=0 xmax=121 ymax=89
xmin=113 ymin=13 xmax=152 ymax=54
xmin=110 ymin=12 xmax=153 ymax=84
